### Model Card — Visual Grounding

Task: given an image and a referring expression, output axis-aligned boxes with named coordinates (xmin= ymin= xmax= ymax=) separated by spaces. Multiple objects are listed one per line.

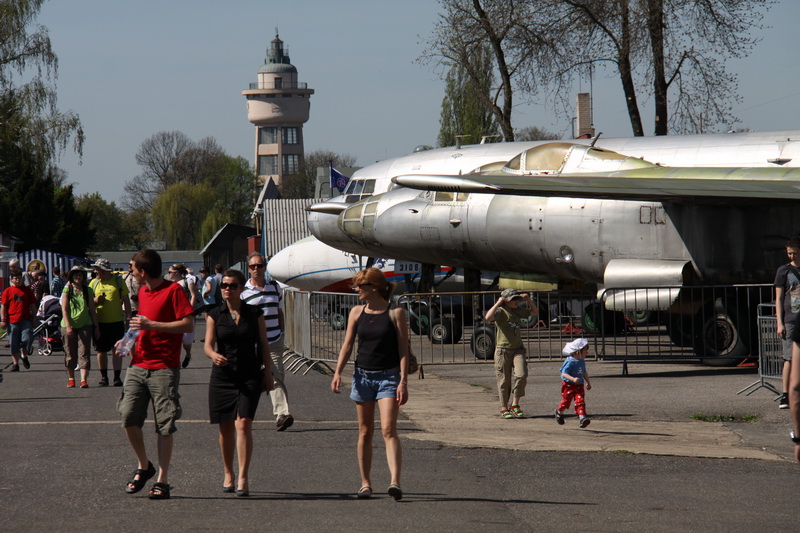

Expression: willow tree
xmin=152 ymin=182 xmax=216 ymax=249
xmin=0 ymin=0 xmax=83 ymax=164
xmin=0 ymin=0 xmax=88 ymax=254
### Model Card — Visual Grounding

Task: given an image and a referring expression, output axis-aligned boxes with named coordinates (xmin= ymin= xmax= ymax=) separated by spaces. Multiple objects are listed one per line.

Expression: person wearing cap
xmin=90 ymin=258 xmax=132 ymax=387
xmin=61 ymin=266 xmax=100 ymax=388
xmin=0 ymin=269 xmax=38 ymax=372
xmin=485 ymin=288 xmax=537 ymax=419
xmin=555 ymin=338 xmax=593 ymax=428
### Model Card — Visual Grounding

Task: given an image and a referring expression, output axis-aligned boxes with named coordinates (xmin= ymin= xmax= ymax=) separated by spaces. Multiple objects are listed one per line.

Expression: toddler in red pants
xmin=555 ymin=338 xmax=592 ymax=428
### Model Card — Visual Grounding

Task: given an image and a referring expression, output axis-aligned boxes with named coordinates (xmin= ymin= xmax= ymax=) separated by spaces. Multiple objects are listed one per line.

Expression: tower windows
xmin=282 ymin=154 xmax=300 ymax=174
xmin=258 ymin=155 xmax=278 ymax=175
xmin=259 ymin=127 xmax=278 ymax=145
xmin=283 ymin=127 xmax=299 ymax=145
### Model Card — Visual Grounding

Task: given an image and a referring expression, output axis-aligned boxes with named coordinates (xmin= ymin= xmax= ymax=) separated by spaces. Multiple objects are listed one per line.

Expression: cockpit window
xmin=343 ymin=178 xmax=376 ymax=200
xmin=434 ymin=191 xmax=470 ymax=202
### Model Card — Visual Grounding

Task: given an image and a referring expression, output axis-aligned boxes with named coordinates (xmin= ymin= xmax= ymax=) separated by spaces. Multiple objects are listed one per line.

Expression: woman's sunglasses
xmin=220 ymin=282 xmax=240 ymax=290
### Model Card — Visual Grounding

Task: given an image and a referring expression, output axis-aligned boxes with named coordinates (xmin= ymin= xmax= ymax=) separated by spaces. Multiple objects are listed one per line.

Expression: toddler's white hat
xmin=563 ymin=338 xmax=589 ymax=355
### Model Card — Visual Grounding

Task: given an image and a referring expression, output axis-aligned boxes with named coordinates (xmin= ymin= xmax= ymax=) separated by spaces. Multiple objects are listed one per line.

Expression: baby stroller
xmin=34 ymin=295 xmax=64 ymax=356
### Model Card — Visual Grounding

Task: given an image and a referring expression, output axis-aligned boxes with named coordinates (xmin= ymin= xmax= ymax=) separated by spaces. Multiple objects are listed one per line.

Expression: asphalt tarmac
xmin=1 ymin=326 xmax=799 ymax=532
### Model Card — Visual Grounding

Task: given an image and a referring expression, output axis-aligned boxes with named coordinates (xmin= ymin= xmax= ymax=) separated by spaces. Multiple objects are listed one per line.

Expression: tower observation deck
xmin=243 ymin=33 xmax=314 ymax=188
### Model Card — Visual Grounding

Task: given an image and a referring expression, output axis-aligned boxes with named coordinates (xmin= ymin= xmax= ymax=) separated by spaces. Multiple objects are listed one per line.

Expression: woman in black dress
xmin=204 ymin=269 xmax=273 ymax=497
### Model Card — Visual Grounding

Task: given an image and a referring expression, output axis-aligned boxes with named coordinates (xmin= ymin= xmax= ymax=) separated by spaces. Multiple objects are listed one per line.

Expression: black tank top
xmin=355 ymin=306 xmax=400 ymax=370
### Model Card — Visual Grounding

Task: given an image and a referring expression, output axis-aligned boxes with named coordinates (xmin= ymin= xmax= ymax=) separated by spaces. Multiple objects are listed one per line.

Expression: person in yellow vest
xmin=90 ymin=258 xmax=132 ymax=387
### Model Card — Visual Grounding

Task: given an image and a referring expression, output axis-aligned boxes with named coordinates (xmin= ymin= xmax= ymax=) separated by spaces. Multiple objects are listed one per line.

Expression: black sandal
xmin=125 ymin=461 xmax=156 ymax=494
xmin=148 ymin=482 xmax=171 ymax=500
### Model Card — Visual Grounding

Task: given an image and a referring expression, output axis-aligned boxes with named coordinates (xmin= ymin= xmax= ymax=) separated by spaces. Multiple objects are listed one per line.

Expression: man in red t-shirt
xmin=117 ymin=249 xmax=194 ymax=500
xmin=0 ymin=270 xmax=37 ymax=371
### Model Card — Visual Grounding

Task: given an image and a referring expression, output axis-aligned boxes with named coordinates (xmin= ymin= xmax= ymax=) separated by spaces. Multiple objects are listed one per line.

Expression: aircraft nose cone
xmin=267 ymin=246 xmax=293 ymax=284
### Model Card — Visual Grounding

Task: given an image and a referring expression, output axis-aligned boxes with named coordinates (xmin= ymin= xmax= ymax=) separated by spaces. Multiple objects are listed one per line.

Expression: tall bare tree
xmin=422 ymin=0 xmax=553 ymax=142
xmin=425 ymin=0 xmax=772 ymax=137
xmin=122 ymin=130 xmax=193 ymax=211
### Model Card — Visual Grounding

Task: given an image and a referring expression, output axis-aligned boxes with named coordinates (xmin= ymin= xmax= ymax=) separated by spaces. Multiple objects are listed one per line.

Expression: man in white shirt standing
xmin=241 ymin=252 xmax=293 ymax=431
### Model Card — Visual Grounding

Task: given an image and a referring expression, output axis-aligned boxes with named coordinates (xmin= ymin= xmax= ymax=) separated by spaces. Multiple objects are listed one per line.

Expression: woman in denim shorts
xmin=331 ymin=268 xmax=411 ymax=501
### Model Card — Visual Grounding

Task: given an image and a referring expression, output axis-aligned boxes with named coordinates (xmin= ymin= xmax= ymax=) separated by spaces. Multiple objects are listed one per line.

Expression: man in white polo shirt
xmin=241 ymin=252 xmax=293 ymax=431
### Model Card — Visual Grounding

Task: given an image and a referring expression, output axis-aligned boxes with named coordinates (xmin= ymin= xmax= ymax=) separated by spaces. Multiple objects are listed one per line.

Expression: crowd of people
xmin=3 ymin=241 xmax=800 ymax=505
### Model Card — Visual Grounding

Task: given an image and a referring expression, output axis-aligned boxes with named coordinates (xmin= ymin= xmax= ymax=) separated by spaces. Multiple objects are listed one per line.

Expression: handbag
xmin=389 ymin=304 xmax=419 ymax=374
xmin=407 ymin=349 xmax=419 ymax=375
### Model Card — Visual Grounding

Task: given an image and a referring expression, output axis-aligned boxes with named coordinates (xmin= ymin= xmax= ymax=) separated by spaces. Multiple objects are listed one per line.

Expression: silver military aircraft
xmin=304 ymin=133 xmax=800 ymax=364
xmin=276 ymin=128 xmax=800 ymax=292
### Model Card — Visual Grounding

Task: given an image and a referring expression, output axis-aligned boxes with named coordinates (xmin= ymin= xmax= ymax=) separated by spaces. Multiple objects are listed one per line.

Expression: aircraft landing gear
xmin=428 ymin=317 xmax=463 ymax=345
xmin=664 ymin=294 xmax=755 ymax=366
xmin=694 ymin=297 xmax=753 ymax=367
xmin=580 ymin=302 xmax=626 ymax=335
xmin=470 ymin=324 xmax=496 ymax=360
xmin=329 ymin=305 xmax=350 ymax=331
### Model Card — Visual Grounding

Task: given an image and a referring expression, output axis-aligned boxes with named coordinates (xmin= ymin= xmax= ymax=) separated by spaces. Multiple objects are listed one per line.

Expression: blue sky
xmin=39 ymin=0 xmax=800 ymax=203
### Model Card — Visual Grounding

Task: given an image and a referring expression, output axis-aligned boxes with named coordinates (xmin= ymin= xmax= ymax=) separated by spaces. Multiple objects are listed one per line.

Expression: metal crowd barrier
xmin=282 ymin=284 xmax=776 ymax=375
xmin=738 ymin=303 xmax=782 ymax=396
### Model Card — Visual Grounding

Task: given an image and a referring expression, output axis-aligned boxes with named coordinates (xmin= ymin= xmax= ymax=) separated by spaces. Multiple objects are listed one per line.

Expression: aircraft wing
xmin=392 ymin=166 xmax=800 ymax=202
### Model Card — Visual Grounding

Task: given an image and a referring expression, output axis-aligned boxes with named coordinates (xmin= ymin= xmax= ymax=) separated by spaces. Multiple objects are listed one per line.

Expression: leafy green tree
xmin=152 ymin=182 xmax=216 ymax=249
xmin=438 ymin=45 xmax=499 ymax=148
xmin=119 ymin=205 xmax=152 ymax=251
xmin=124 ymin=132 xmax=257 ymax=248
xmin=280 ymin=150 xmax=356 ymax=199
xmin=75 ymin=192 xmax=133 ymax=251
xmin=50 ymin=182 xmax=94 ymax=256
xmin=0 ymin=163 xmax=93 ymax=255
xmin=515 ymin=126 xmax=560 ymax=141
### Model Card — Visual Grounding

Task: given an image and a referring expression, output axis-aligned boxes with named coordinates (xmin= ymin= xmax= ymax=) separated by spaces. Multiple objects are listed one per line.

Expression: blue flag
xmin=330 ymin=162 xmax=349 ymax=194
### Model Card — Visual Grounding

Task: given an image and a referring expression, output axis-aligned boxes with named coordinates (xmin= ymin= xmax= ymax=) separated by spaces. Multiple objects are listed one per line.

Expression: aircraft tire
xmin=626 ymin=310 xmax=653 ymax=326
xmin=329 ymin=306 xmax=350 ymax=331
xmin=470 ymin=325 xmax=496 ymax=360
xmin=408 ymin=302 xmax=438 ymax=336
xmin=581 ymin=302 xmax=626 ymax=335
xmin=693 ymin=297 xmax=752 ymax=366
xmin=428 ymin=317 xmax=463 ymax=345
